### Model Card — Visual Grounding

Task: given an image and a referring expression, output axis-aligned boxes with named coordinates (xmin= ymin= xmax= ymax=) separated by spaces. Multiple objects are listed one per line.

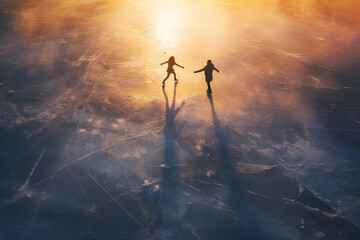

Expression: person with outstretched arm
xmin=161 ymin=56 xmax=184 ymax=85
xmin=194 ymin=60 xmax=219 ymax=94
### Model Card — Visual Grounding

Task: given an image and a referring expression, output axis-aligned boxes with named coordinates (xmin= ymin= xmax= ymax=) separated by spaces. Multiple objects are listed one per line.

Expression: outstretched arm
xmin=214 ymin=66 xmax=219 ymax=73
xmin=160 ymin=61 xmax=168 ymax=65
xmin=175 ymin=62 xmax=184 ymax=68
xmin=194 ymin=67 xmax=204 ymax=73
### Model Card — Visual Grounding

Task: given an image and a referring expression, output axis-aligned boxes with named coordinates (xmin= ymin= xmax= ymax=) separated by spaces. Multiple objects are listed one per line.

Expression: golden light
xmin=10 ymin=0 xmax=360 ymax=105
xmin=155 ymin=10 xmax=179 ymax=46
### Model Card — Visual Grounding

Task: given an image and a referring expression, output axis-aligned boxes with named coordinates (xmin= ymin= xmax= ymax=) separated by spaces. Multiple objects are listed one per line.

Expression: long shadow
xmin=206 ymin=94 xmax=360 ymax=239
xmin=207 ymin=93 xmax=231 ymax=170
xmin=163 ymin=82 xmax=184 ymax=169
xmin=156 ymin=83 xmax=188 ymax=237
xmin=207 ymin=93 xmax=243 ymax=200
xmin=203 ymin=93 xmax=273 ymax=238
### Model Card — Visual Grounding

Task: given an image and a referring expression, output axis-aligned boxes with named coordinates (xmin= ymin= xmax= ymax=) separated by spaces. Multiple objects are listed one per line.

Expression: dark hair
xmin=207 ymin=60 xmax=212 ymax=65
xmin=169 ymin=56 xmax=175 ymax=63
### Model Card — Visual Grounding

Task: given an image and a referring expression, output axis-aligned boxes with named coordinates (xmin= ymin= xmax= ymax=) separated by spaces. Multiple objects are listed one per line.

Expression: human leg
xmin=163 ymin=72 xmax=170 ymax=85
xmin=207 ymin=81 xmax=212 ymax=93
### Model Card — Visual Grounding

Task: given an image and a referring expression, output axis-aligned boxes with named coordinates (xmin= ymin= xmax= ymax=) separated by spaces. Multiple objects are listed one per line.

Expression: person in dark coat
xmin=161 ymin=56 xmax=184 ymax=85
xmin=194 ymin=60 xmax=219 ymax=94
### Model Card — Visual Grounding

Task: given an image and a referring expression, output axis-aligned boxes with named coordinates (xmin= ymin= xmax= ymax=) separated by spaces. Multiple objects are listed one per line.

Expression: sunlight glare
xmin=155 ymin=10 xmax=179 ymax=46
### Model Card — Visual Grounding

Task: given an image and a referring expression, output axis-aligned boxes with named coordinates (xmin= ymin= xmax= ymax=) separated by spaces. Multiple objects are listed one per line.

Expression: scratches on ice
xmin=18 ymin=147 xmax=47 ymax=191
xmin=184 ymin=182 xmax=209 ymax=196
xmin=190 ymin=198 xmax=241 ymax=216
xmin=190 ymin=178 xmax=232 ymax=189
xmin=27 ymin=174 xmax=55 ymax=235
xmin=86 ymin=171 xmax=143 ymax=226
xmin=109 ymin=179 xmax=161 ymax=203
xmin=246 ymin=191 xmax=337 ymax=218
xmin=66 ymin=167 xmax=91 ymax=203
xmin=28 ymin=130 xmax=160 ymax=188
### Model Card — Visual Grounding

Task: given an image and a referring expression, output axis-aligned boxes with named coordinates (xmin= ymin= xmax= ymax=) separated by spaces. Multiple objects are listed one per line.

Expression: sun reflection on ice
xmin=154 ymin=1 xmax=184 ymax=49
xmin=155 ymin=10 xmax=180 ymax=48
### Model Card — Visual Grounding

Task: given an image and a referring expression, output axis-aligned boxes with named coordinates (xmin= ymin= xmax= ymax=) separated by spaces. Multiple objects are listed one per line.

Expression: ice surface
xmin=0 ymin=0 xmax=360 ymax=239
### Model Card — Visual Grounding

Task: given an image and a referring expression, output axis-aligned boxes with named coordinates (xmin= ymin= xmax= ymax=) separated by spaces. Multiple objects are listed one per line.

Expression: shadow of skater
xmin=157 ymin=83 xmax=186 ymax=236
xmin=207 ymin=93 xmax=231 ymax=169
xmin=205 ymin=94 xmax=360 ymax=240
xmin=163 ymin=82 xmax=185 ymax=168
xmin=207 ymin=93 xmax=247 ymax=216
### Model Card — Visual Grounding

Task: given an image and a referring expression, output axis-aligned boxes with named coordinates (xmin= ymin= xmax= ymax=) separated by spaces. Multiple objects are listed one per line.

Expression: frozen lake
xmin=0 ymin=0 xmax=360 ymax=239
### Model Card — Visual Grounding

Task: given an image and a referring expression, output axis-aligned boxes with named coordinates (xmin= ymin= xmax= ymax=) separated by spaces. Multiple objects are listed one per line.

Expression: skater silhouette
xmin=194 ymin=60 xmax=219 ymax=94
xmin=161 ymin=56 xmax=184 ymax=85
